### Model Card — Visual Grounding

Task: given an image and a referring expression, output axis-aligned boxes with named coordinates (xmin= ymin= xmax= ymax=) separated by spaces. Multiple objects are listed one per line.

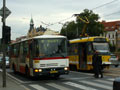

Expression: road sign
xmin=0 ymin=6 xmax=11 ymax=18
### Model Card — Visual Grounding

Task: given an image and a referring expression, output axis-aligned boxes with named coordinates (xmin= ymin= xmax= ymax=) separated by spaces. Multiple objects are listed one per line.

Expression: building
xmin=101 ymin=20 xmax=120 ymax=49
xmin=27 ymin=18 xmax=59 ymax=38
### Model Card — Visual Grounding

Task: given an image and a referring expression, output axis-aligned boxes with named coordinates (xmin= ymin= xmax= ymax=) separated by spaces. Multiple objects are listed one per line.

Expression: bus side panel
xmin=69 ymin=55 xmax=79 ymax=70
xmin=102 ymin=55 xmax=111 ymax=65
xmin=10 ymin=57 xmax=18 ymax=71
xmin=87 ymin=55 xmax=93 ymax=70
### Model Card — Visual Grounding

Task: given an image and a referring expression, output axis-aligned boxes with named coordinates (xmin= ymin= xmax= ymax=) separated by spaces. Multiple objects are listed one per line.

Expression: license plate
xmin=50 ymin=71 xmax=58 ymax=74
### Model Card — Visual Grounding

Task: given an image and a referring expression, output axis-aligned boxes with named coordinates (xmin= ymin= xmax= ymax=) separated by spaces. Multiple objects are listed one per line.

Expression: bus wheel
xmin=12 ymin=64 xmax=16 ymax=73
xmin=115 ymin=65 xmax=119 ymax=68
xmin=25 ymin=67 xmax=30 ymax=77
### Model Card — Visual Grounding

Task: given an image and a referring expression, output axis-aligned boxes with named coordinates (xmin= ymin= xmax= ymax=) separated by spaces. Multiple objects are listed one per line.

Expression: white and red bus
xmin=10 ymin=35 xmax=69 ymax=77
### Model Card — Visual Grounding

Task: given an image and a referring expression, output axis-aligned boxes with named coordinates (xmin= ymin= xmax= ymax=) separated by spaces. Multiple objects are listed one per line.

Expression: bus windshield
xmin=93 ymin=42 xmax=109 ymax=52
xmin=35 ymin=38 xmax=67 ymax=58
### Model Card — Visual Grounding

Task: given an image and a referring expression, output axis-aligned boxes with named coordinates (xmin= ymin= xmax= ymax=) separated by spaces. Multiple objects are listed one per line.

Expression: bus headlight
xmin=39 ymin=69 xmax=42 ymax=72
xmin=35 ymin=69 xmax=39 ymax=72
xmin=64 ymin=67 xmax=68 ymax=70
xmin=34 ymin=69 xmax=42 ymax=72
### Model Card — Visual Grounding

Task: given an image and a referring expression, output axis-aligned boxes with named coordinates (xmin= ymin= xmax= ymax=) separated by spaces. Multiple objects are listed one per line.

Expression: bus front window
xmin=93 ymin=42 xmax=109 ymax=52
xmin=35 ymin=38 xmax=67 ymax=58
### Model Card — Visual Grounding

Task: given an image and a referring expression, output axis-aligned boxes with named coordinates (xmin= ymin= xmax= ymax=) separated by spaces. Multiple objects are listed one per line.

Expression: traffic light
xmin=2 ymin=25 xmax=11 ymax=44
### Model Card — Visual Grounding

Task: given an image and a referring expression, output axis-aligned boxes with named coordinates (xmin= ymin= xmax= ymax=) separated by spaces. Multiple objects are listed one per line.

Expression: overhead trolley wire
xmin=104 ymin=10 xmax=120 ymax=17
xmin=41 ymin=0 xmax=119 ymax=27
xmin=92 ymin=0 xmax=119 ymax=10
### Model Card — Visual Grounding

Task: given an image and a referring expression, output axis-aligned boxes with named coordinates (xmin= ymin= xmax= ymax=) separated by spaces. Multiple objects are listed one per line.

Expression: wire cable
xmin=104 ymin=10 xmax=120 ymax=17
xmin=92 ymin=0 xmax=119 ymax=10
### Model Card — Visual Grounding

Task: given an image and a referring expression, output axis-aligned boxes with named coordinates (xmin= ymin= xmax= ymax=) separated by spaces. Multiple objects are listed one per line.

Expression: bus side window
xmin=87 ymin=43 xmax=93 ymax=54
xmin=23 ymin=42 xmax=28 ymax=56
xmin=29 ymin=41 xmax=35 ymax=57
xmin=68 ymin=43 xmax=78 ymax=55
xmin=34 ymin=40 xmax=39 ymax=57
xmin=11 ymin=45 xmax=14 ymax=57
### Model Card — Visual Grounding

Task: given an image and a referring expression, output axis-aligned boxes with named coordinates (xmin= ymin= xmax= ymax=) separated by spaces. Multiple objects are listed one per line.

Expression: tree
xmin=60 ymin=21 xmax=77 ymax=39
xmin=60 ymin=9 xmax=104 ymax=40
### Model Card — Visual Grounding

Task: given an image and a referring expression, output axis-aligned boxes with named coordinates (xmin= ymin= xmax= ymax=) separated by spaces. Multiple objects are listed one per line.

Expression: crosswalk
xmin=28 ymin=78 xmax=114 ymax=90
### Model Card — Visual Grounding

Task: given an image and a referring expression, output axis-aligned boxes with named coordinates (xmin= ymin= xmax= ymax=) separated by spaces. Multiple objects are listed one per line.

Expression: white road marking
xmin=47 ymin=83 xmax=72 ymax=90
xmin=67 ymin=77 xmax=90 ymax=80
xmin=107 ymin=78 xmax=115 ymax=81
xmin=30 ymin=84 xmax=48 ymax=90
xmin=64 ymin=82 xmax=97 ymax=90
xmin=94 ymin=79 xmax=113 ymax=85
xmin=70 ymin=71 xmax=93 ymax=76
xmin=7 ymin=73 xmax=24 ymax=83
xmin=7 ymin=73 xmax=33 ymax=84
xmin=80 ymin=81 xmax=112 ymax=90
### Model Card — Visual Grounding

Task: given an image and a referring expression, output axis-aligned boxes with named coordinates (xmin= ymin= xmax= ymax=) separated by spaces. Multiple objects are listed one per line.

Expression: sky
xmin=0 ymin=0 xmax=120 ymax=40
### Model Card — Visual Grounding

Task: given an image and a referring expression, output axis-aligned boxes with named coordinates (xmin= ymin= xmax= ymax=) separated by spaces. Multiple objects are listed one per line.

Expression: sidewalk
xmin=0 ymin=70 xmax=27 ymax=90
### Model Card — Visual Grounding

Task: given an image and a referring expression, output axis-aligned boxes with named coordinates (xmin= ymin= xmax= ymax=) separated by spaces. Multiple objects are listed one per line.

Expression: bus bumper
xmin=33 ymin=67 xmax=69 ymax=76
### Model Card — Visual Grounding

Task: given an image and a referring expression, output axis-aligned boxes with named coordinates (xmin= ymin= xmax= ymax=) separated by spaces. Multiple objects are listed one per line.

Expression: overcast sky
xmin=0 ymin=0 xmax=120 ymax=40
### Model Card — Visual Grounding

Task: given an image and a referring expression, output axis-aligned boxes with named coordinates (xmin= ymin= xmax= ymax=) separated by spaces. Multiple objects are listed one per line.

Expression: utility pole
xmin=2 ymin=0 xmax=7 ymax=87
xmin=0 ymin=0 xmax=11 ymax=87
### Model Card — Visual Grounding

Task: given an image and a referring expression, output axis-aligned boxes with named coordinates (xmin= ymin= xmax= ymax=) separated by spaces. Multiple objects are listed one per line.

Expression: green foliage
xmin=60 ymin=9 xmax=104 ymax=40
xmin=60 ymin=21 xmax=78 ymax=39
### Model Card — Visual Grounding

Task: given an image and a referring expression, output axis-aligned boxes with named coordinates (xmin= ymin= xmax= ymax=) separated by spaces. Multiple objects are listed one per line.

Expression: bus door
xmin=19 ymin=42 xmax=26 ymax=67
xmin=29 ymin=41 xmax=34 ymax=68
xmin=16 ymin=44 xmax=20 ymax=71
xmin=78 ymin=43 xmax=87 ymax=69
xmin=13 ymin=44 xmax=20 ymax=71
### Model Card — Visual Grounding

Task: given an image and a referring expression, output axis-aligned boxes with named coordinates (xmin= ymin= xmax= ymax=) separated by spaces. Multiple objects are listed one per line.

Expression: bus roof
xmin=69 ymin=36 xmax=109 ymax=43
xmin=11 ymin=35 xmax=66 ymax=45
xmin=33 ymin=35 xmax=66 ymax=39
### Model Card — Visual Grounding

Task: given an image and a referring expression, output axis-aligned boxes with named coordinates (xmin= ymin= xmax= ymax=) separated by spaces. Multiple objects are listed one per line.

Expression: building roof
xmin=101 ymin=20 xmax=120 ymax=31
xmin=30 ymin=17 xmax=34 ymax=25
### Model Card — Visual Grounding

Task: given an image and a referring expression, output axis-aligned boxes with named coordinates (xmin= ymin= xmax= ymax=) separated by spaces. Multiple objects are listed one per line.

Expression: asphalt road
xmin=4 ymin=68 xmax=116 ymax=90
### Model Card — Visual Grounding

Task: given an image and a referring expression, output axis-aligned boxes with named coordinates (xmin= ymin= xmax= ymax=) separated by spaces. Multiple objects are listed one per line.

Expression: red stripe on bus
xmin=34 ymin=57 xmax=68 ymax=60
xmin=20 ymin=66 xmax=25 ymax=74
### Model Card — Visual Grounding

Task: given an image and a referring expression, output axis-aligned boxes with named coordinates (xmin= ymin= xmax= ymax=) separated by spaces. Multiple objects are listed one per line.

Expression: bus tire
xmin=25 ymin=66 xmax=30 ymax=77
xmin=115 ymin=65 xmax=119 ymax=68
xmin=12 ymin=64 xmax=16 ymax=74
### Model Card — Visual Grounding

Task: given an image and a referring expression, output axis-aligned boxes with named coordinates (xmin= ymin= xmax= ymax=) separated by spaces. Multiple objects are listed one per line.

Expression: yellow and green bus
xmin=68 ymin=36 xmax=111 ymax=71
